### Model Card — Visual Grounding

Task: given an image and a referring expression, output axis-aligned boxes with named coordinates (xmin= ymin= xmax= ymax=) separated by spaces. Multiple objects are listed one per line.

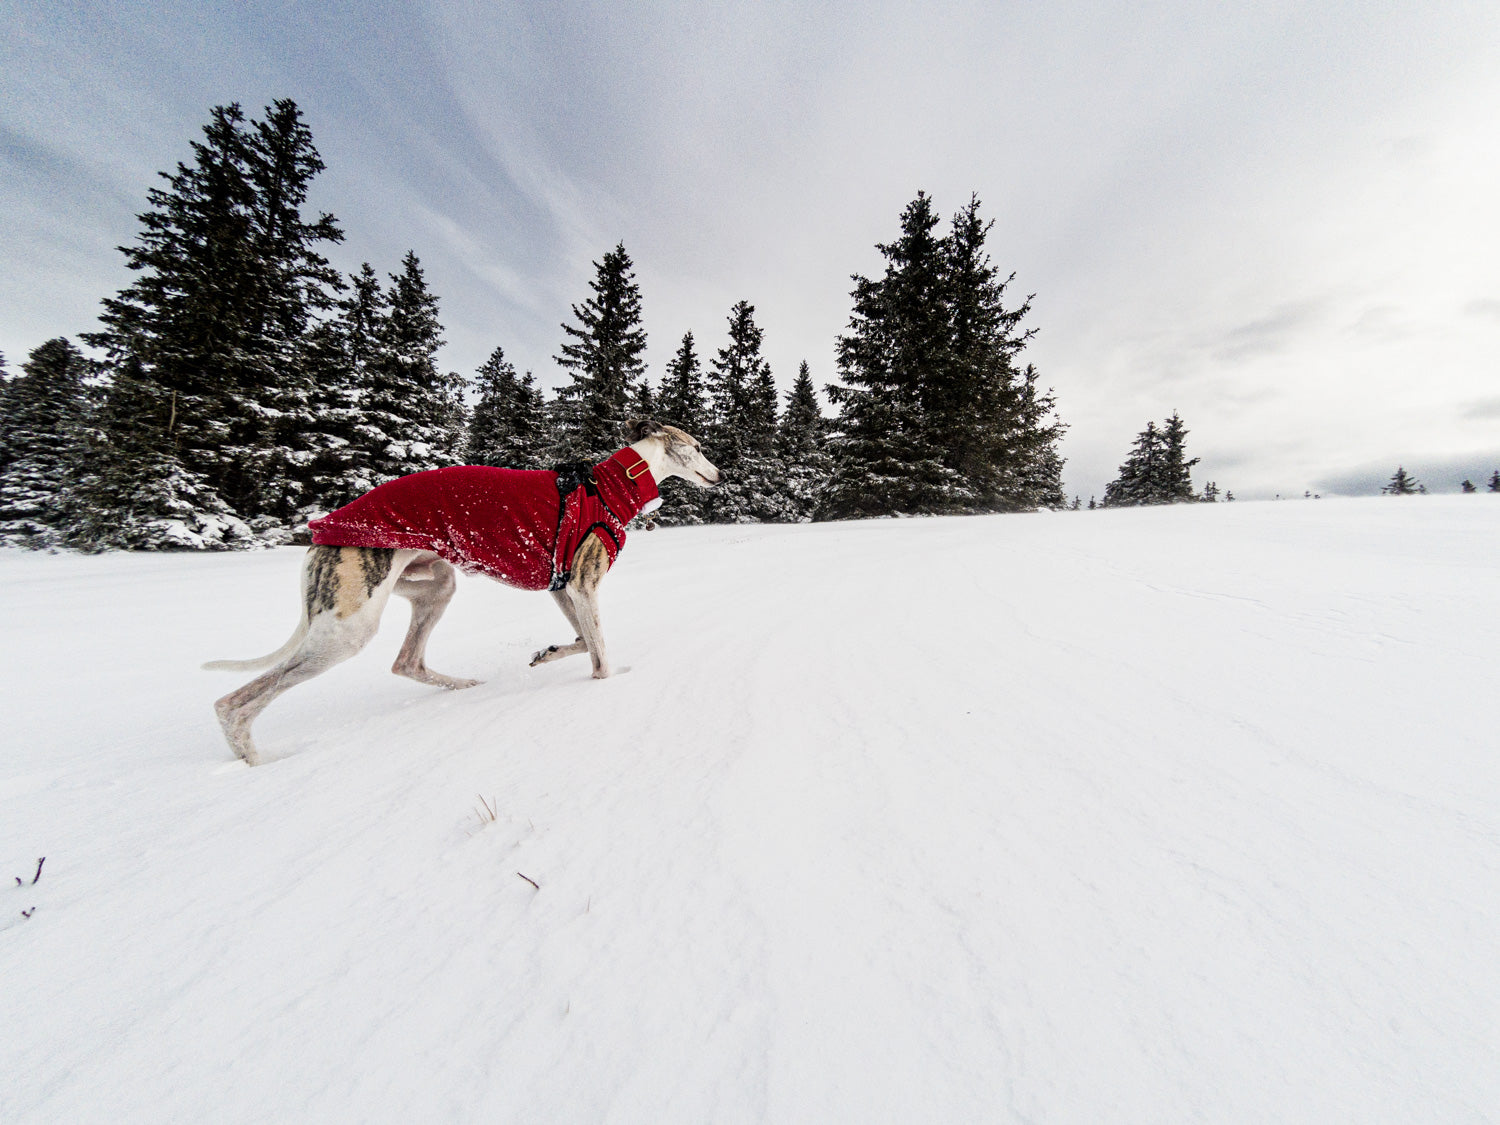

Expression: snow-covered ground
xmin=2 ymin=496 xmax=1497 ymax=1123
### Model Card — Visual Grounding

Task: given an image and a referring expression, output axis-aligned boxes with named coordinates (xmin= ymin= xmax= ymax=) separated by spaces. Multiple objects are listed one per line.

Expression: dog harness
xmin=307 ymin=448 xmax=661 ymax=592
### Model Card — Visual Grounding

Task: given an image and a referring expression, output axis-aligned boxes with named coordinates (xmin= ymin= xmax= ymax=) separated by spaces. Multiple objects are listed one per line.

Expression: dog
xmin=206 ymin=419 xmax=721 ymax=765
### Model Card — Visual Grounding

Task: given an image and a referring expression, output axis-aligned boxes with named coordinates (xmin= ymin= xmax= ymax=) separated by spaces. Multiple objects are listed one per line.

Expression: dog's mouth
xmin=694 ymin=471 xmax=720 ymax=487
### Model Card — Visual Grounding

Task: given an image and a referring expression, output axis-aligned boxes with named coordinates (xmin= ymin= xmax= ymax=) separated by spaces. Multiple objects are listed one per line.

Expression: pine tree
xmin=1103 ymin=413 xmax=1199 ymax=506
xmin=1004 ymin=364 xmax=1068 ymax=509
xmin=65 ymin=357 xmax=253 ymax=550
xmin=0 ymin=339 xmax=91 ymax=547
xmin=1382 ymin=466 xmax=1420 ymax=495
xmin=1103 ymin=422 xmax=1161 ymax=507
xmin=656 ymin=332 xmax=709 ymax=435
xmin=465 ymin=346 xmax=547 ymax=468
xmin=778 ymin=361 xmax=823 ymax=453
xmin=1460 ymin=479 xmax=1476 ymax=493
xmin=703 ymin=300 xmax=788 ymax=521
xmin=1488 ymin=470 xmax=1499 ymax=493
xmin=650 ymin=332 xmax=712 ymax=525
xmin=357 ymin=252 xmax=462 ymax=484
xmin=1157 ymin=411 xmax=1200 ymax=502
xmin=551 ymin=242 xmax=648 ymax=462
xmin=943 ymin=196 xmax=1065 ymax=511
xmin=822 ymin=193 xmax=966 ymax=518
xmin=83 ymin=100 xmax=343 ymax=527
xmin=1202 ymin=481 xmax=1220 ymax=502
xmin=776 ymin=361 xmax=831 ymax=523
xmin=821 ymin=192 xmax=1066 ymax=518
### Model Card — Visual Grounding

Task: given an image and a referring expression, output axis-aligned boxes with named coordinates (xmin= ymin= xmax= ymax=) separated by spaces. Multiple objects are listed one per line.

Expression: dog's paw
xmin=529 ymin=644 xmax=558 ymax=667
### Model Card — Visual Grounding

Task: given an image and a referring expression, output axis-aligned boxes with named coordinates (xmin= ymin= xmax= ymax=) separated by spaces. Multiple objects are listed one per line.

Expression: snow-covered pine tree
xmin=464 ymin=345 xmax=548 ymax=469
xmin=821 ymin=193 xmax=967 ymax=519
xmin=777 ymin=360 xmax=831 ymax=521
xmin=1157 ymin=411 xmax=1200 ymax=502
xmin=65 ymin=357 xmax=252 ymax=551
xmin=1382 ymin=466 xmax=1420 ymax=495
xmin=0 ymin=339 xmax=91 ymax=547
xmin=703 ymin=300 xmax=786 ymax=522
xmin=238 ymin=101 xmax=347 ymax=524
xmin=942 ymin=195 xmax=1067 ymax=511
xmin=357 ymin=252 xmax=463 ymax=485
xmin=1103 ymin=413 xmax=1198 ymax=506
xmin=550 ymin=242 xmax=647 ymax=463
xmin=1202 ymin=481 xmax=1220 ymax=502
xmin=657 ymin=332 xmax=709 ymax=436
xmin=82 ymin=101 xmax=344 ymax=532
xmin=295 ymin=263 xmax=388 ymax=510
xmin=630 ymin=375 xmax=656 ymax=419
xmin=1002 ymin=364 xmax=1068 ymax=510
xmin=652 ymin=332 xmax=712 ymax=525
xmin=1102 ymin=421 xmax=1162 ymax=507
xmin=1488 ymin=470 xmax=1499 ymax=492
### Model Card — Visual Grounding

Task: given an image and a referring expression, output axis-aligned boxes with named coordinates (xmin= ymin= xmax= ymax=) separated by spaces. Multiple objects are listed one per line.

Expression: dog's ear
xmin=624 ymin=417 xmax=664 ymax=443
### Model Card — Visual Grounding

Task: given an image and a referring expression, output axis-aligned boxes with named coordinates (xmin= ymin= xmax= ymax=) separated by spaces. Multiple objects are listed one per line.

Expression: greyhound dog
xmin=206 ymin=420 xmax=720 ymax=765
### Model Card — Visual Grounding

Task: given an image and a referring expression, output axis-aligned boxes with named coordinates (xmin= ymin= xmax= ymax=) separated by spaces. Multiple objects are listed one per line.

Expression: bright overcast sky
xmin=4 ymin=1 xmax=1499 ymax=499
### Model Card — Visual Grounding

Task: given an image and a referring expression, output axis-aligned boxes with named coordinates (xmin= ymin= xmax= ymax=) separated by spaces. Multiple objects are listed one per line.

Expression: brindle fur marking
xmin=209 ymin=420 xmax=721 ymax=764
xmin=304 ymin=546 xmax=342 ymax=617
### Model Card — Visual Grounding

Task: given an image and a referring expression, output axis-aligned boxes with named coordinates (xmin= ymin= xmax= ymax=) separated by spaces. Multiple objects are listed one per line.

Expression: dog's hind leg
xmin=529 ymin=589 xmax=587 ymax=667
xmin=212 ymin=546 xmax=409 ymax=765
xmin=391 ymin=556 xmax=480 ymax=689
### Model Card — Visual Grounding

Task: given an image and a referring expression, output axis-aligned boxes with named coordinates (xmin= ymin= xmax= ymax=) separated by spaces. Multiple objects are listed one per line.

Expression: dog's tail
xmin=203 ymin=551 xmax=314 ymax=672
xmin=201 ymin=614 xmax=309 ymax=672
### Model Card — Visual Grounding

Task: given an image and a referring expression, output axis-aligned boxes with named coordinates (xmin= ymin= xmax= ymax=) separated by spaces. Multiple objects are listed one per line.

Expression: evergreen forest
xmin=3 ymin=99 xmax=1231 ymax=553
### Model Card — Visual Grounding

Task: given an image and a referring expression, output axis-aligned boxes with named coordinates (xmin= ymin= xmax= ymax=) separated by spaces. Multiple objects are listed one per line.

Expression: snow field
xmin=2 ymin=496 xmax=1497 ymax=1122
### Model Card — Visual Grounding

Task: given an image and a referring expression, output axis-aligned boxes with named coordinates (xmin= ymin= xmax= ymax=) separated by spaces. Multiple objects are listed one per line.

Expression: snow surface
xmin=2 ymin=497 xmax=1498 ymax=1123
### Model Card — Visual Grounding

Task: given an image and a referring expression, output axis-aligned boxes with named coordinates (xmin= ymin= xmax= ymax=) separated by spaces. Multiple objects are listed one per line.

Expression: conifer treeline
xmin=0 ymin=100 xmax=1069 ymax=551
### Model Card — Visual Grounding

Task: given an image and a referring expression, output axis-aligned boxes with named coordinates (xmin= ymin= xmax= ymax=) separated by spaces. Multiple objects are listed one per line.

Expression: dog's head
xmin=624 ymin=418 xmax=722 ymax=488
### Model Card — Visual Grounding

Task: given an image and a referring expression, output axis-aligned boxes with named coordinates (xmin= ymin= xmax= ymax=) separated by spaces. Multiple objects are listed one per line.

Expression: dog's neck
xmin=627 ymin=436 xmax=675 ymax=485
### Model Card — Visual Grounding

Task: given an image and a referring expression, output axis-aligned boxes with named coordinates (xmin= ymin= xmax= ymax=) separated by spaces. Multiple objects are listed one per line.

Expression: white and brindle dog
xmin=206 ymin=421 xmax=720 ymax=765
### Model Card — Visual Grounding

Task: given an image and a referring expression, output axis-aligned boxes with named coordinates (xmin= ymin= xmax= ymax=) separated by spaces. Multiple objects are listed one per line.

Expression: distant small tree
xmin=1087 ymin=496 xmax=1096 ymax=510
xmin=1460 ymin=479 xmax=1476 ymax=493
xmin=1225 ymin=490 xmax=1235 ymax=501
xmin=465 ymin=345 xmax=547 ymax=469
xmin=1104 ymin=414 xmax=1198 ymax=507
xmin=1202 ymin=481 xmax=1219 ymax=503
xmin=1488 ymin=470 xmax=1499 ymax=493
xmin=1382 ymin=466 xmax=1420 ymax=495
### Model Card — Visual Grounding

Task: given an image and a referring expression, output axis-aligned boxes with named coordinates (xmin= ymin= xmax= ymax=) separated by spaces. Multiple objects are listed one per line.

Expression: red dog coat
xmin=307 ymin=448 xmax=661 ymax=592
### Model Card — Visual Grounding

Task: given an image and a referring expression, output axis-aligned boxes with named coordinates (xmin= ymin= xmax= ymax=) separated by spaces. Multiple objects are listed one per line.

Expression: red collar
xmin=598 ymin=447 xmax=660 ymax=512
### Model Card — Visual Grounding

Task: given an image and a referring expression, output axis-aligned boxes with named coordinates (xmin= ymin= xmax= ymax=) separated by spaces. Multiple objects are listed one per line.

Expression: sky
xmin=3 ymin=0 xmax=1499 ymax=500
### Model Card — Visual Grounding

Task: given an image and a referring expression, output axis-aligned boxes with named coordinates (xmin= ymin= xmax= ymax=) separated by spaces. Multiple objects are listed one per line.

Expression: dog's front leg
xmin=565 ymin=533 xmax=611 ymax=679
xmin=530 ymin=589 xmax=587 ymax=666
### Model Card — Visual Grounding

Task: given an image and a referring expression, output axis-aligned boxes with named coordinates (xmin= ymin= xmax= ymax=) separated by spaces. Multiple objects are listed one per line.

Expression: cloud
xmin=1209 ymin=300 xmax=1325 ymax=363
xmin=1461 ymin=397 xmax=1500 ymax=420
xmin=1462 ymin=298 xmax=1500 ymax=323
